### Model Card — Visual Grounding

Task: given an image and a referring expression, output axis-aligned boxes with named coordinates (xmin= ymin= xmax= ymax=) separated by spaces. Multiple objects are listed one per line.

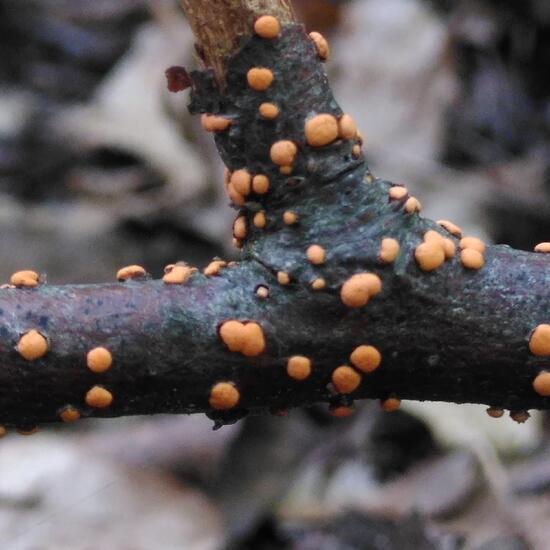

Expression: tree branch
xmin=2 ymin=0 xmax=550 ymax=435
xmin=179 ymin=0 xmax=295 ymax=84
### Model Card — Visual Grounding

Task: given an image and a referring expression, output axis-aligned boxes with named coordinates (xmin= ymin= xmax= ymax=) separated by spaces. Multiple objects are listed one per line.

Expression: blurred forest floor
xmin=1 ymin=0 xmax=550 ymax=549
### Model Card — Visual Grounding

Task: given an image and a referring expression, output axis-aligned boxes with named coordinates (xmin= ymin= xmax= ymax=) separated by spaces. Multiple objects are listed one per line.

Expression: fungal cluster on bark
xmin=2 ymin=3 xmax=550 ymax=437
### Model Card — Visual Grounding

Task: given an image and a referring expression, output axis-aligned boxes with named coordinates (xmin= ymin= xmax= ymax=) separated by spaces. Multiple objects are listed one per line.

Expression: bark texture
xmin=180 ymin=0 xmax=295 ymax=83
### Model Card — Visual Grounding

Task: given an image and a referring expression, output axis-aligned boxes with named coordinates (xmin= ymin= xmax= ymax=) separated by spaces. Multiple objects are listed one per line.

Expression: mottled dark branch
xmin=2 ymin=4 xmax=550 ymax=435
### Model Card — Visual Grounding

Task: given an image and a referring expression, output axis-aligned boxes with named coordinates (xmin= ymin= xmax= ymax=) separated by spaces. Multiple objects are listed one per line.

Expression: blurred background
xmin=1 ymin=0 xmax=550 ymax=548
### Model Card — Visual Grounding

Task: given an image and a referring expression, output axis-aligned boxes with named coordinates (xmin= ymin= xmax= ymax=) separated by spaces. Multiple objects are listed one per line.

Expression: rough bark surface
xmin=180 ymin=0 xmax=295 ymax=84
xmin=1 ymin=0 xmax=550 ymax=433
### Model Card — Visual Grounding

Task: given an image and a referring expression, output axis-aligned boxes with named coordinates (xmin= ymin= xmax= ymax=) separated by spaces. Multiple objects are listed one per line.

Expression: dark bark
xmin=1 ymin=3 xmax=550 ymax=433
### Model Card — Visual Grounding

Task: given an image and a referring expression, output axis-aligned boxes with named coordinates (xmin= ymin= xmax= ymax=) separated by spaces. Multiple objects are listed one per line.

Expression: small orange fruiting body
xmin=287 ymin=356 xmax=312 ymax=381
xmin=352 ymin=145 xmax=362 ymax=159
xmin=270 ymin=140 xmax=297 ymax=166
xmin=350 ymin=345 xmax=381 ymax=373
xmin=247 ymin=67 xmax=274 ymax=91
xmin=511 ymin=411 xmax=530 ymax=424
xmin=162 ymin=264 xmax=195 ymax=285
xmin=252 ymin=174 xmax=270 ymax=194
xmin=200 ymin=114 xmax=212 ymax=132
xmin=379 ymin=238 xmax=400 ymax=264
xmin=338 ymin=114 xmax=357 ymax=140
xmin=200 ymin=114 xmax=214 ymax=132
xmin=424 ymin=230 xmax=444 ymax=243
xmin=0 ymin=425 xmax=6 ymax=438
xmin=219 ymin=320 xmax=266 ymax=357
xmin=437 ymin=219 xmax=463 ymax=238
xmin=415 ymin=242 xmax=445 ymax=272
xmin=530 ymin=324 xmax=550 ymax=356
xmin=332 ymin=366 xmax=361 ymax=394
xmin=254 ymin=15 xmax=281 ymax=38
xmin=259 ymin=102 xmax=279 ymax=119
xmin=381 ymin=397 xmax=401 ymax=412
xmin=17 ymin=330 xmax=48 ymax=361
xmin=256 ymin=285 xmax=270 ymax=299
xmin=280 ymin=166 xmax=293 ymax=175
xmin=533 ymin=371 xmax=550 ymax=396
xmin=460 ymin=249 xmax=484 ymax=270
xmin=443 ymin=239 xmax=456 ymax=259
xmin=311 ymin=278 xmax=326 ymax=290
xmin=17 ymin=427 xmax=38 ymax=436
xmin=233 ymin=216 xmax=247 ymax=240
xmin=405 ymin=197 xmax=422 ymax=213
xmin=340 ymin=273 xmax=382 ymax=308
xmin=424 ymin=231 xmax=457 ymax=259
xmin=201 ymin=114 xmax=231 ymax=132
xmin=214 ymin=117 xmax=231 ymax=131
xmin=389 ymin=186 xmax=408 ymax=200
xmin=283 ymin=211 xmax=298 ymax=225
xmin=277 ymin=272 xmax=290 ymax=285
xmin=219 ymin=320 xmax=243 ymax=351
xmin=534 ymin=242 xmax=550 ymax=253
xmin=305 ymin=114 xmax=339 ymax=147
xmin=486 ymin=407 xmax=504 ymax=418
xmin=204 ymin=260 xmax=227 ymax=277
xmin=87 ymin=347 xmax=113 ymax=374
xmin=116 ymin=265 xmax=146 ymax=281
xmin=253 ymin=212 xmax=267 ymax=229
xmin=307 ymin=244 xmax=326 ymax=265
xmin=231 ymin=170 xmax=251 ymax=196
xmin=60 ymin=406 xmax=81 ymax=423
xmin=85 ymin=386 xmax=113 ymax=409
xmin=309 ymin=31 xmax=330 ymax=60
xmin=227 ymin=183 xmax=246 ymax=206
xmin=10 ymin=270 xmax=39 ymax=288
xmin=209 ymin=382 xmax=240 ymax=410
xmin=460 ymin=237 xmax=486 ymax=253
xmin=330 ymin=406 xmax=354 ymax=418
